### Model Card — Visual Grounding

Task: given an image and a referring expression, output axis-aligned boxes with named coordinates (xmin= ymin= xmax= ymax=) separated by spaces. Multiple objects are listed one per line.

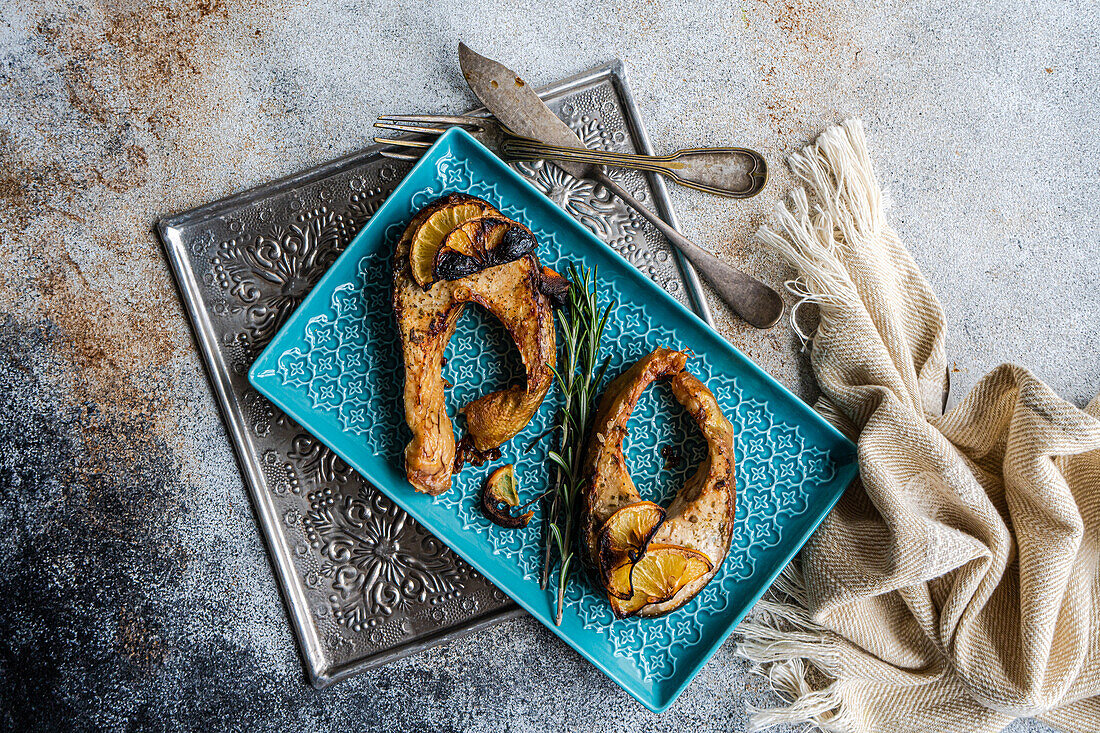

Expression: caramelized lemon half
xmin=607 ymin=544 xmax=712 ymax=618
xmin=409 ymin=197 xmax=498 ymax=287
xmin=433 ymin=216 xmax=538 ymax=282
xmin=596 ymin=501 xmax=665 ymax=598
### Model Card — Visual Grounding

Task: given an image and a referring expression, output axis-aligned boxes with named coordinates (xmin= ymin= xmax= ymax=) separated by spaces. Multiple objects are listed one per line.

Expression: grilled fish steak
xmin=394 ymin=196 xmax=556 ymax=495
xmin=582 ymin=348 xmax=736 ymax=617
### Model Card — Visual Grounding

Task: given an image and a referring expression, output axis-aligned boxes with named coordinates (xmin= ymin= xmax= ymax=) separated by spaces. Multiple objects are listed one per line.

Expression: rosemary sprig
xmin=540 ymin=262 xmax=613 ymax=625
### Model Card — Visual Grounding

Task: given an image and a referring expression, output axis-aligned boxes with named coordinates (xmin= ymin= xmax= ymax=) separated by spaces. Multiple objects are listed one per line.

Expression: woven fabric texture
xmin=740 ymin=119 xmax=1100 ymax=733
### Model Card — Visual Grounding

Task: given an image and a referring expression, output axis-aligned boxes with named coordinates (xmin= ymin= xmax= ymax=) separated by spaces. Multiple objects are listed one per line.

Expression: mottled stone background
xmin=1 ymin=0 xmax=1097 ymax=731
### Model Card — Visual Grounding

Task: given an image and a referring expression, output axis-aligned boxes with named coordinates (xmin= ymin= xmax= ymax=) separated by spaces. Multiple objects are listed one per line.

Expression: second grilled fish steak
xmin=393 ymin=205 xmax=556 ymax=496
xmin=582 ymin=348 xmax=736 ymax=617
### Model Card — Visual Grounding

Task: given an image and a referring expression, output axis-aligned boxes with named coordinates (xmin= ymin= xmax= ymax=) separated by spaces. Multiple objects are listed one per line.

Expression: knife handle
xmin=592 ymin=170 xmax=783 ymax=329
xmin=503 ymin=138 xmax=768 ymax=199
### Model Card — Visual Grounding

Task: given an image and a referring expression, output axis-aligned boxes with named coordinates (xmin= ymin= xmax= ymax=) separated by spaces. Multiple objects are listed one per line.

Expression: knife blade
xmin=458 ymin=43 xmax=590 ymax=179
xmin=457 ymin=43 xmax=783 ymax=329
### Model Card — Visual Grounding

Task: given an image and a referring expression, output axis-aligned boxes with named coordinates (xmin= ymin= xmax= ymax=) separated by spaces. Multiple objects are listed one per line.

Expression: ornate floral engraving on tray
xmin=209 ymin=208 xmax=359 ymax=360
xmin=160 ymin=64 xmax=711 ymax=685
xmin=303 ymin=486 xmax=467 ymax=630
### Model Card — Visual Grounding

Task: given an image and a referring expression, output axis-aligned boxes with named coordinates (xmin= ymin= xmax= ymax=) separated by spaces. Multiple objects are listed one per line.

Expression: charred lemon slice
xmin=433 ymin=216 xmax=538 ymax=282
xmin=597 ymin=501 xmax=665 ymax=598
xmin=607 ymin=544 xmax=712 ymax=618
xmin=409 ymin=196 xmax=498 ymax=287
xmin=481 ymin=464 xmax=533 ymax=529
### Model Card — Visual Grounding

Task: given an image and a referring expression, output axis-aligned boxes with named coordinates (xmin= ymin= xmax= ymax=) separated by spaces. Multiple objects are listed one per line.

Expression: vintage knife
xmin=457 ymin=43 xmax=783 ymax=329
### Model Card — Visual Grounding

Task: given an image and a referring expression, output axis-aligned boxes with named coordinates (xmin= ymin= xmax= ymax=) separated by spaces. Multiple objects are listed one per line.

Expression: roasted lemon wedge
xmin=481 ymin=464 xmax=533 ymax=529
xmin=409 ymin=195 xmax=498 ymax=287
xmin=596 ymin=501 xmax=665 ymax=598
xmin=607 ymin=544 xmax=712 ymax=618
xmin=433 ymin=216 xmax=538 ymax=282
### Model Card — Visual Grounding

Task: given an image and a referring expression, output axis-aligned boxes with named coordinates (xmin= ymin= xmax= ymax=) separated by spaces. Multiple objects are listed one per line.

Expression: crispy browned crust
xmin=393 ymin=199 xmax=556 ymax=495
xmin=580 ymin=348 xmax=736 ymax=618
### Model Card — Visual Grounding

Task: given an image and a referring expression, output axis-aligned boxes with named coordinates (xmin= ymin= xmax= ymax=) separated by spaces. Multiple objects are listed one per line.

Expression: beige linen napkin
xmin=738 ymin=119 xmax=1100 ymax=733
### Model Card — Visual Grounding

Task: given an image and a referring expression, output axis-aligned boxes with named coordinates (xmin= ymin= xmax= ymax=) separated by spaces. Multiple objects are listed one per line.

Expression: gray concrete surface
xmin=1 ymin=0 xmax=1096 ymax=730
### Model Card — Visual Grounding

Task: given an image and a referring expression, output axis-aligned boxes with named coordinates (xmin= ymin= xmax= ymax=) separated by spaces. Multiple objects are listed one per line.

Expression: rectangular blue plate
xmin=249 ymin=127 xmax=858 ymax=712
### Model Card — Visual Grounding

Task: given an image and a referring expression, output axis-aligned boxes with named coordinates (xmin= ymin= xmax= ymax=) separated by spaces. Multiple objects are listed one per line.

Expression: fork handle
xmin=503 ymin=139 xmax=768 ymax=199
xmin=591 ymin=170 xmax=783 ymax=328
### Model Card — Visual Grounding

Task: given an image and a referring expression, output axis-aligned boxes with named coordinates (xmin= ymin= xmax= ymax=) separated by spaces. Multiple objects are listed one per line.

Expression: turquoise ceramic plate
xmin=249 ymin=128 xmax=857 ymax=712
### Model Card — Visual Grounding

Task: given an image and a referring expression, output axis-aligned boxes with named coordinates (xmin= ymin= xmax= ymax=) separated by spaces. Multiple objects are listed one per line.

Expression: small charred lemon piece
xmin=409 ymin=197 xmax=498 ymax=287
xmin=481 ymin=464 xmax=533 ymax=529
xmin=607 ymin=544 xmax=712 ymax=618
xmin=433 ymin=216 xmax=538 ymax=282
xmin=597 ymin=501 xmax=665 ymax=598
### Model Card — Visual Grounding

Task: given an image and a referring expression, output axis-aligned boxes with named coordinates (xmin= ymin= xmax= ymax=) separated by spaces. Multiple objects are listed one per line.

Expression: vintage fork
xmin=373 ymin=114 xmax=768 ymax=199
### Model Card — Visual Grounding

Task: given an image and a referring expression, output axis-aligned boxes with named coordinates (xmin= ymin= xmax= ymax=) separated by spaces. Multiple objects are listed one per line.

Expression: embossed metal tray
xmin=248 ymin=127 xmax=859 ymax=712
xmin=157 ymin=61 xmax=712 ymax=688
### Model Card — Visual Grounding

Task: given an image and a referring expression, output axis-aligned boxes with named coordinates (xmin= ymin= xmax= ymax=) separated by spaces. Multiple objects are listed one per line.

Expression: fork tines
xmin=376 ymin=113 xmax=490 ymax=129
xmin=373 ymin=113 xmax=491 ymax=162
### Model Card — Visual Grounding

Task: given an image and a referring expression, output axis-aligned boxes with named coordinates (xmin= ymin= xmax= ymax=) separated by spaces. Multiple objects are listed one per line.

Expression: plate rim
xmin=248 ymin=126 xmax=858 ymax=712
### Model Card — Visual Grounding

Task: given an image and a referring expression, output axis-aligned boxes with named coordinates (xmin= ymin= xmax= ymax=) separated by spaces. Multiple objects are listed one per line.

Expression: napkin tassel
xmin=737 ymin=562 xmax=852 ymax=732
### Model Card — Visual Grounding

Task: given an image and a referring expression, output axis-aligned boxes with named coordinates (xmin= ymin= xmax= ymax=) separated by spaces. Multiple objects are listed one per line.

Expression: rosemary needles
xmin=541 ymin=262 xmax=613 ymax=625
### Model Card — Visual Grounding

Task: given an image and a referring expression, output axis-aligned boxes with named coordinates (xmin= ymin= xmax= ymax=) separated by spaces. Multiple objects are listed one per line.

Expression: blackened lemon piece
xmin=409 ymin=195 xmax=499 ymax=287
xmin=433 ymin=216 xmax=538 ymax=282
xmin=481 ymin=464 xmax=533 ymax=529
